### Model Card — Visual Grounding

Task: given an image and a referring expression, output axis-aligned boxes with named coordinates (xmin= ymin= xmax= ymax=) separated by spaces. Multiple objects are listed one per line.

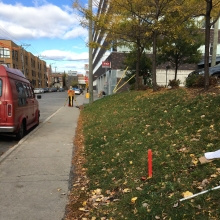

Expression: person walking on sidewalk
xmin=67 ymin=86 xmax=75 ymax=107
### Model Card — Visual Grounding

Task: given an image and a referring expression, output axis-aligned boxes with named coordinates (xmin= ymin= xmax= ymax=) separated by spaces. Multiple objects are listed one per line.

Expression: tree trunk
xmin=175 ymin=66 xmax=178 ymax=80
xmin=135 ymin=44 xmax=140 ymax=90
xmin=152 ymin=31 xmax=157 ymax=91
xmin=204 ymin=0 xmax=212 ymax=90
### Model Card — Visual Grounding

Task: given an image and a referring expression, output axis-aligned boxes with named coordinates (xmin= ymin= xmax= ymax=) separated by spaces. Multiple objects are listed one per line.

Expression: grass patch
xmin=72 ymin=88 xmax=220 ymax=219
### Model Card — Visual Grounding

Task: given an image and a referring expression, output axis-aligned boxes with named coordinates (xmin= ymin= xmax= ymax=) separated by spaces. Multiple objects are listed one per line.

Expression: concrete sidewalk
xmin=0 ymin=95 xmax=85 ymax=220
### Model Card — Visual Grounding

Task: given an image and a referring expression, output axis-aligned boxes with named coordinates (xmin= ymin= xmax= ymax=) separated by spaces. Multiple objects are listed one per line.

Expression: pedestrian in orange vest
xmin=67 ymin=86 xmax=75 ymax=107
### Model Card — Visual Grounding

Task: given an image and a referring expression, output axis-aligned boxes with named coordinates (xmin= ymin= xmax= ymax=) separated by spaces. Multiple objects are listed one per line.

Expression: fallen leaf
xmin=182 ymin=191 xmax=193 ymax=198
xmin=192 ymin=158 xmax=198 ymax=165
xmin=131 ymin=197 xmax=138 ymax=203
xmin=136 ymin=187 xmax=143 ymax=191
xmin=78 ymin=207 xmax=89 ymax=212
xmin=142 ymin=203 xmax=149 ymax=208
xmin=141 ymin=176 xmax=147 ymax=181
xmin=173 ymin=202 xmax=179 ymax=208
xmin=123 ymin=188 xmax=131 ymax=193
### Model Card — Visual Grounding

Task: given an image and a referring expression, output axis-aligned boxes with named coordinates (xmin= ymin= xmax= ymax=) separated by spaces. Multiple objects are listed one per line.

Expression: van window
xmin=27 ymin=84 xmax=34 ymax=98
xmin=25 ymin=84 xmax=32 ymax=98
xmin=22 ymin=83 xmax=29 ymax=98
xmin=15 ymin=82 xmax=27 ymax=106
xmin=0 ymin=80 xmax=2 ymax=97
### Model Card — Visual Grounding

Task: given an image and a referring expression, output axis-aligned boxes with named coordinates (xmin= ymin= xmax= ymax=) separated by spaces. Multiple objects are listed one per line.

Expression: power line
xmin=39 ymin=57 xmax=88 ymax=61
xmin=0 ymin=25 xmax=24 ymax=45
xmin=0 ymin=25 xmax=42 ymax=55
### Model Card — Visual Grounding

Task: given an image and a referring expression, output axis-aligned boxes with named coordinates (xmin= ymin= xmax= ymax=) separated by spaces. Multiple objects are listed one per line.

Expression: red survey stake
xmin=148 ymin=149 xmax=152 ymax=178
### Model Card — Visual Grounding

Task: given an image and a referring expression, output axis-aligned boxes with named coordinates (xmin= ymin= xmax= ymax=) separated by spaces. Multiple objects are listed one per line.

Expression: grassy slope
xmin=81 ymin=88 xmax=220 ymax=219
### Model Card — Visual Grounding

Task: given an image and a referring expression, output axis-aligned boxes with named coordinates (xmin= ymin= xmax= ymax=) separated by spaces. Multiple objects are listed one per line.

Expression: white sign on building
xmin=84 ymin=64 xmax=89 ymax=70
xmin=68 ymin=70 xmax=77 ymax=76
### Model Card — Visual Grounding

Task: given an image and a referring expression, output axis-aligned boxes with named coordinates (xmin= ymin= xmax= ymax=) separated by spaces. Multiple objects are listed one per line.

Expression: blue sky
xmin=0 ymin=0 xmax=89 ymax=74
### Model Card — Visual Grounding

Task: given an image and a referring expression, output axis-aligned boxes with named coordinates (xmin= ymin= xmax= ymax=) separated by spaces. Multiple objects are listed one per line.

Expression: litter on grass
xmin=204 ymin=149 xmax=220 ymax=160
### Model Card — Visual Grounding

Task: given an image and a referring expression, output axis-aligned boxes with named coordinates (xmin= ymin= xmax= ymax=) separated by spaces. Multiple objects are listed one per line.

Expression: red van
xmin=0 ymin=65 xmax=40 ymax=140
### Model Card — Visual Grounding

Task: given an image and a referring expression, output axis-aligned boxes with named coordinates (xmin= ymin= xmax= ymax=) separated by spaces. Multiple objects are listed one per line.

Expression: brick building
xmin=0 ymin=39 xmax=47 ymax=88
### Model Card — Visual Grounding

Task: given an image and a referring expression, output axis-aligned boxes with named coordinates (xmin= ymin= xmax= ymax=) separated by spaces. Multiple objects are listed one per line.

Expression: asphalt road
xmin=0 ymin=91 xmax=69 ymax=156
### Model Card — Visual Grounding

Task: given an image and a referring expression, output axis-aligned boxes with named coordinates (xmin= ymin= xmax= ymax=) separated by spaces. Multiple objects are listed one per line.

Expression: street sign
xmin=84 ymin=64 xmax=89 ymax=70
xmin=102 ymin=61 xmax=111 ymax=68
xmin=84 ymin=76 xmax=89 ymax=82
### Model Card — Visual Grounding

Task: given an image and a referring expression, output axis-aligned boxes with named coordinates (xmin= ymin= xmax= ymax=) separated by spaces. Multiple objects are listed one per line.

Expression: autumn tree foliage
xmin=74 ymin=0 xmax=220 ymax=91
xmin=157 ymin=21 xmax=204 ymax=80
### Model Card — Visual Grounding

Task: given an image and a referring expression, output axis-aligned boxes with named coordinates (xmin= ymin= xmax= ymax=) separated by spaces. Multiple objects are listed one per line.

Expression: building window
xmin=0 ymin=47 xmax=10 ymax=58
xmin=15 ymin=51 xmax=18 ymax=61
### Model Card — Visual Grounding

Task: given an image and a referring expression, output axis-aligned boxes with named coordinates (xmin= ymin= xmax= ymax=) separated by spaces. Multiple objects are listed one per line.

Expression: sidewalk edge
xmin=0 ymin=107 xmax=63 ymax=164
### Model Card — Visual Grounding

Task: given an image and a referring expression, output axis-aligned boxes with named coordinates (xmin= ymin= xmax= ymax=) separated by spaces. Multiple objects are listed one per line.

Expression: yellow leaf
xmin=123 ymin=188 xmax=131 ymax=193
xmin=131 ymin=197 xmax=138 ymax=203
xmin=182 ymin=191 xmax=193 ymax=198
xmin=129 ymin=161 xmax=133 ymax=164
xmin=192 ymin=158 xmax=198 ymax=165
xmin=82 ymin=201 xmax=87 ymax=206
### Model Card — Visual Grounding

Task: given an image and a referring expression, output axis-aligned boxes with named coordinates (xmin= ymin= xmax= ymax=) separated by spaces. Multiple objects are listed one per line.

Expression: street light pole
xmin=88 ymin=0 xmax=93 ymax=103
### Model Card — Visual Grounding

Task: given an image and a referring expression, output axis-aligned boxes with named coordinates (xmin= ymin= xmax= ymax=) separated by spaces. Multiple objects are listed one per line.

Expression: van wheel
xmin=15 ymin=122 xmax=25 ymax=140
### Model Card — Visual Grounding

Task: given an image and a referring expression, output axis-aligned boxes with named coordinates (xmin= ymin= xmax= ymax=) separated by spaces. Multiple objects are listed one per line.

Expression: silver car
xmin=34 ymin=88 xmax=41 ymax=94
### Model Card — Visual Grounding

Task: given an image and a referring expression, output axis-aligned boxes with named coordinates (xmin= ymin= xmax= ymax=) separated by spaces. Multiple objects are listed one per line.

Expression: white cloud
xmin=0 ymin=1 xmax=89 ymax=73
xmin=41 ymin=49 xmax=88 ymax=74
xmin=40 ymin=49 xmax=88 ymax=60
xmin=0 ymin=2 xmax=87 ymax=40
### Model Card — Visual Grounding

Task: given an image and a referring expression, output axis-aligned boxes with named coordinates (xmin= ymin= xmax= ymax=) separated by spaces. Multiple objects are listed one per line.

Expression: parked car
xmin=43 ymin=88 xmax=49 ymax=93
xmin=34 ymin=88 xmax=42 ymax=94
xmin=58 ymin=88 xmax=64 ymax=92
xmin=49 ymin=87 xmax=57 ymax=92
xmin=73 ymin=88 xmax=81 ymax=95
xmin=188 ymin=63 xmax=220 ymax=78
xmin=0 ymin=65 xmax=40 ymax=140
xmin=39 ymin=88 xmax=44 ymax=93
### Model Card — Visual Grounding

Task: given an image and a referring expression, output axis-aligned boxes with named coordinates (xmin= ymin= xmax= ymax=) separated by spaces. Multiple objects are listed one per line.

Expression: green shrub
xmin=185 ymin=75 xmax=218 ymax=87
xmin=168 ymin=79 xmax=180 ymax=88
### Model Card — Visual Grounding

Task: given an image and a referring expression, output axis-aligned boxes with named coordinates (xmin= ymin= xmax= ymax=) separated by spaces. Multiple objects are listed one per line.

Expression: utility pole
xmin=20 ymin=46 xmax=25 ymax=76
xmin=211 ymin=17 xmax=219 ymax=67
xmin=88 ymin=0 xmax=93 ymax=103
xmin=21 ymin=44 xmax=30 ymax=76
